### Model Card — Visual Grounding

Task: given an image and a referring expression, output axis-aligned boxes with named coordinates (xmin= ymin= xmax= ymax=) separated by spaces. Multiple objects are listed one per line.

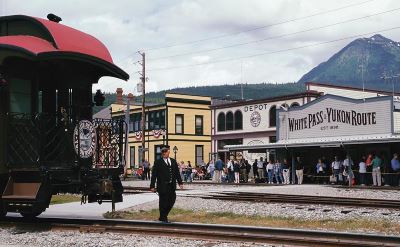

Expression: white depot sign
xmin=216 ymin=102 xmax=271 ymax=133
xmin=277 ymin=95 xmax=393 ymax=140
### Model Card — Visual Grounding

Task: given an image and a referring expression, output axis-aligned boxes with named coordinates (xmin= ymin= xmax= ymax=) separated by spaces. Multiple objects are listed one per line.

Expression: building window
xmin=217 ymin=112 xmax=225 ymax=131
xmin=154 ymin=145 xmax=162 ymax=162
xmin=149 ymin=112 xmax=155 ymax=130
xmin=154 ymin=111 xmax=160 ymax=129
xmin=145 ymin=113 xmax=149 ymax=130
xmin=234 ymin=110 xmax=243 ymax=130
xmin=291 ymin=102 xmax=300 ymax=108
xmin=10 ymin=78 xmax=31 ymax=114
xmin=130 ymin=146 xmax=135 ymax=168
xmin=226 ymin=112 xmax=234 ymax=130
xmin=269 ymin=105 xmax=276 ymax=127
xmin=128 ymin=120 xmax=134 ymax=133
xmin=160 ymin=110 xmax=166 ymax=129
xmin=195 ymin=145 xmax=204 ymax=166
xmin=133 ymin=113 xmax=142 ymax=131
xmin=269 ymin=136 xmax=277 ymax=143
xmin=195 ymin=115 xmax=203 ymax=135
xmin=175 ymin=114 xmax=184 ymax=134
xmin=138 ymin=146 xmax=143 ymax=164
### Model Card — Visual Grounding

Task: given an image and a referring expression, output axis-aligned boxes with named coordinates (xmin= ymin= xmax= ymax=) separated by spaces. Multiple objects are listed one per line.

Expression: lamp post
xmin=173 ymin=146 xmax=178 ymax=160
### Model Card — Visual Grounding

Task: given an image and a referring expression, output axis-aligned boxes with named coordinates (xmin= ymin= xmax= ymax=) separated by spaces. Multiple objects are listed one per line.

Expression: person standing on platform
xmin=274 ymin=159 xmax=283 ymax=184
xmin=227 ymin=158 xmax=235 ymax=183
xmin=343 ymin=155 xmax=354 ymax=186
xmin=391 ymin=153 xmax=400 ymax=186
xmin=234 ymin=160 xmax=240 ymax=183
xmin=266 ymin=160 xmax=274 ymax=184
xmin=359 ymin=156 xmax=367 ymax=186
xmin=207 ymin=159 xmax=215 ymax=181
xmin=142 ymin=159 xmax=150 ymax=180
xmin=315 ymin=158 xmax=326 ymax=184
xmin=295 ymin=156 xmax=304 ymax=184
xmin=186 ymin=161 xmax=193 ymax=182
xmin=252 ymin=159 xmax=259 ymax=180
xmin=282 ymin=159 xmax=290 ymax=184
xmin=245 ymin=160 xmax=251 ymax=183
xmin=240 ymin=159 xmax=247 ymax=183
xmin=214 ymin=157 xmax=224 ymax=183
xmin=371 ymin=154 xmax=383 ymax=186
xmin=179 ymin=161 xmax=185 ymax=181
xmin=257 ymin=157 xmax=265 ymax=181
xmin=331 ymin=156 xmax=342 ymax=184
xmin=150 ymin=145 xmax=183 ymax=223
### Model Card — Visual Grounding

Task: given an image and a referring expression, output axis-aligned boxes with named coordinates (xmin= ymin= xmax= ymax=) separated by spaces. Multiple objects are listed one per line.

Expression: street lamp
xmin=173 ymin=146 xmax=178 ymax=159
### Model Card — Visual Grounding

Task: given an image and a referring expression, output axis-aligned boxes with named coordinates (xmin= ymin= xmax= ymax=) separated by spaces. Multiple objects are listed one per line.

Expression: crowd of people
xmin=135 ymin=152 xmax=400 ymax=186
xmin=311 ymin=153 xmax=400 ymax=187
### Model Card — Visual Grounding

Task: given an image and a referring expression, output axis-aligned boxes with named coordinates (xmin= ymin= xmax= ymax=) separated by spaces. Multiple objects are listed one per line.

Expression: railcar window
xmin=9 ymin=78 xmax=31 ymax=114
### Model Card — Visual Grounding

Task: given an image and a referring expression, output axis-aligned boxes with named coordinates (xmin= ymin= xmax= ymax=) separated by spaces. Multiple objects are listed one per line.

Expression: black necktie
xmin=167 ymin=159 xmax=171 ymax=166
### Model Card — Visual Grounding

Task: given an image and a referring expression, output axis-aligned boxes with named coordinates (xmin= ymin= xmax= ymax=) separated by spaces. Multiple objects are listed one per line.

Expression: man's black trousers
xmin=158 ymin=184 xmax=176 ymax=221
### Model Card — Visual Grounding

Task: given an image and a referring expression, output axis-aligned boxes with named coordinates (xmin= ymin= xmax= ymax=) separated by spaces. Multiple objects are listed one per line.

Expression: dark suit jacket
xmin=150 ymin=157 xmax=183 ymax=194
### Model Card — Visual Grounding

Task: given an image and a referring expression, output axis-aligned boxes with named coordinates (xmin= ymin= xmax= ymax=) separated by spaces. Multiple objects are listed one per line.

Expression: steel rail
xmin=2 ymin=216 xmax=400 ymax=246
xmin=188 ymin=191 xmax=400 ymax=209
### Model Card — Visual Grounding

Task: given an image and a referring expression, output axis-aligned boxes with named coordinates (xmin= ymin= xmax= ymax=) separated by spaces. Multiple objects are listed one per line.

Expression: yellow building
xmin=111 ymin=91 xmax=212 ymax=168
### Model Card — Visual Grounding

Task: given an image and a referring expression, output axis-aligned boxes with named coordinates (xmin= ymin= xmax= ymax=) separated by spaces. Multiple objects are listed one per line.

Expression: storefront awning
xmin=225 ymin=134 xmax=400 ymax=151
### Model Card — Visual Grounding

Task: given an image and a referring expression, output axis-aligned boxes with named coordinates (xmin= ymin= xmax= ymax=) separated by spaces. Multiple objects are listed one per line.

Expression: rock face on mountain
xmin=298 ymin=34 xmax=400 ymax=92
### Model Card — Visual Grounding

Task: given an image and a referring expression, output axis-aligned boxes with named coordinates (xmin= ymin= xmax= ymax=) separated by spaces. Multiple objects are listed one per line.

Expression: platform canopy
xmin=225 ymin=133 xmax=400 ymax=151
xmin=0 ymin=15 xmax=129 ymax=81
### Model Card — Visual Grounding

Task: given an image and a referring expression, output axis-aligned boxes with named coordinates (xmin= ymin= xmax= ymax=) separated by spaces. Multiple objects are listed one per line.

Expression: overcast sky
xmin=2 ymin=0 xmax=400 ymax=94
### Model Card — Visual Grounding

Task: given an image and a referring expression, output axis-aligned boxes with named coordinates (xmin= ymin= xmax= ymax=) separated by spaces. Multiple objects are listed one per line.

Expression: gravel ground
xmin=0 ymin=227 xmax=275 ymax=247
xmin=122 ymin=180 xmax=400 ymax=226
xmin=122 ymin=180 xmax=400 ymax=200
xmin=125 ymin=196 xmax=400 ymax=224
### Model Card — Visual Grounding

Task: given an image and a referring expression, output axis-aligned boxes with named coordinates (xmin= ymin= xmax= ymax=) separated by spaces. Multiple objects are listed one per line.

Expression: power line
xmin=148 ymin=26 xmax=400 ymax=72
xmin=148 ymin=7 xmax=400 ymax=61
xmin=142 ymin=0 xmax=376 ymax=52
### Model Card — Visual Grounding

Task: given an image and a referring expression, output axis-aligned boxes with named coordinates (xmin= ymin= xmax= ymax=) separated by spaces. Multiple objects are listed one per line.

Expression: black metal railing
xmin=5 ymin=113 xmax=125 ymax=170
xmin=93 ymin=118 xmax=125 ymax=169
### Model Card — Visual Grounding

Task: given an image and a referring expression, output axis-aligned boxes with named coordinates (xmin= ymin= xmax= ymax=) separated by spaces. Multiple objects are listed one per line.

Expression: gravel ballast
xmin=0 ymin=227 xmax=271 ymax=247
xmin=122 ymin=181 xmax=400 ymax=223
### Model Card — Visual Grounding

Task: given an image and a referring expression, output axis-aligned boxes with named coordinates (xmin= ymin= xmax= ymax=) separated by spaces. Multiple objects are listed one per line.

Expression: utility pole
xmin=138 ymin=51 xmax=146 ymax=167
xmin=381 ymin=72 xmax=400 ymax=98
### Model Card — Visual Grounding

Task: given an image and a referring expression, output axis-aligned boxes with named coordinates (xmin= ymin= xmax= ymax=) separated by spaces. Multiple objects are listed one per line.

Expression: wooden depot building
xmin=111 ymin=89 xmax=212 ymax=168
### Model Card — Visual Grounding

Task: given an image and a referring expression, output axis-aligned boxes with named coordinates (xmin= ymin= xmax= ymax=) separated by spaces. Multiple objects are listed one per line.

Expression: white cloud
xmin=3 ymin=0 xmax=400 ymax=93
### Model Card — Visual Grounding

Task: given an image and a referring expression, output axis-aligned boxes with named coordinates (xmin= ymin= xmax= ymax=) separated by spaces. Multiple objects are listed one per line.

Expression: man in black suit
xmin=150 ymin=145 xmax=183 ymax=223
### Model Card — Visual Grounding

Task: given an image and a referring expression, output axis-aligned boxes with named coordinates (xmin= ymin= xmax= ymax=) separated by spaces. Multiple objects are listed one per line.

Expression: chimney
xmin=116 ymin=88 xmax=123 ymax=104
xmin=127 ymin=93 xmax=134 ymax=103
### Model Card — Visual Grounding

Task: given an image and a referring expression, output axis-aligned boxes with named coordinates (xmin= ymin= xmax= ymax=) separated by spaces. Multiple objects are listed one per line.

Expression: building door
xmin=195 ymin=145 xmax=204 ymax=166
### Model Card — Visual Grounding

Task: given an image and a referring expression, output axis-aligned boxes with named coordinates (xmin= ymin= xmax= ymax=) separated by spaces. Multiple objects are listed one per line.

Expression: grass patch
xmin=50 ymin=194 xmax=81 ymax=205
xmin=104 ymin=208 xmax=400 ymax=234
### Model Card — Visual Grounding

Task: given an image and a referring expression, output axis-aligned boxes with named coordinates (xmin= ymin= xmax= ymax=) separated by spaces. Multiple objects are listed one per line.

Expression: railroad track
xmin=188 ymin=191 xmax=400 ymax=209
xmin=123 ymin=186 xmax=150 ymax=194
xmin=2 ymin=216 xmax=400 ymax=246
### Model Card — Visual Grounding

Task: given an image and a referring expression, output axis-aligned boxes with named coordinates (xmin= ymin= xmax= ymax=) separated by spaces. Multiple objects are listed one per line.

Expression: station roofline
xmin=211 ymin=90 xmax=322 ymax=109
xmin=305 ymin=82 xmax=400 ymax=96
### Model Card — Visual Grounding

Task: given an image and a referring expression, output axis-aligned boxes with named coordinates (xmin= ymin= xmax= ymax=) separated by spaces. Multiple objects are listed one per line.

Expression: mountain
xmin=93 ymin=82 xmax=305 ymax=113
xmin=298 ymin=34 xmax=400 ymax=92
xmin=146 ymin=82 xmax=304 ymax=101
